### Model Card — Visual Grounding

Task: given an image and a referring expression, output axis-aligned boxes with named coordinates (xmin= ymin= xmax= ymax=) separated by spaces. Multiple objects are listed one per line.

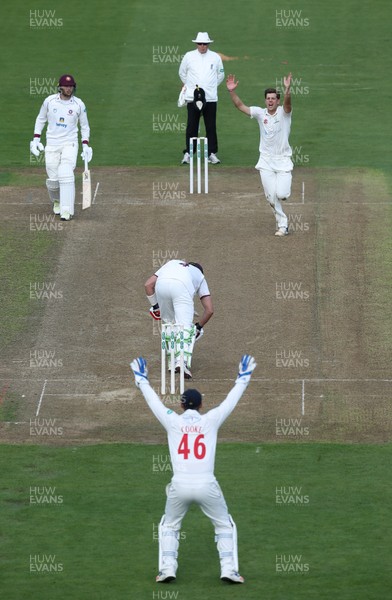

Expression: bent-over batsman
xmin=130 ymin=354 xmax=257 ymax=584
xmin=144 ymin=260 xmax=214 ymax=379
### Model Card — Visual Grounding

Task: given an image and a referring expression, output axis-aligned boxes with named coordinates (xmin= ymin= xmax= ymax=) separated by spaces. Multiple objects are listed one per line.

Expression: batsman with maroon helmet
xmin=29 ymin=74 xmax=92 ymax=221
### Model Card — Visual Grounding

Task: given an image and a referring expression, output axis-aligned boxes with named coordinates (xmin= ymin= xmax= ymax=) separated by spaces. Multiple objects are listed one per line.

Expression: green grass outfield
xmin=1 ymin=443 xmax=391 ymax=600
xmin=1 ymin=2 xmax=392 ymax=599
xmin=1 ymin=0 xmax=391 ymax=169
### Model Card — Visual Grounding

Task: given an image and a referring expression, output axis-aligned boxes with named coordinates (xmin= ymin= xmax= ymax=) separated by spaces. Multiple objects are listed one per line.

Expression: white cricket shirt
xmin=179 ymin=49 xmax=225 ymax=102
xmin=33 ymin=94 xmax=90 ymax=146
xmin=140 ymin=381 xmax=248 ymax=483
xmin=250 ymin=105 xmax=293 ymax=171
xmin=154 ymin=260 xmax=210 ymax=299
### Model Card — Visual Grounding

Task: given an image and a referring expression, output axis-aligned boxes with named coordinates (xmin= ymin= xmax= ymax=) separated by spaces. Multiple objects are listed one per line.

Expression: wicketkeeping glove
xmin=130 ymin=357 xmax=149 ymax=387
xmin=30 ymin=137 xmax=44 ymax=157
xmin=149 ymin=303 xmax=161 ymax=321
xmin=81 ymin=144 xmax=93 ymax=162
xmin=235 ymin=354 xmax=257 ymax=384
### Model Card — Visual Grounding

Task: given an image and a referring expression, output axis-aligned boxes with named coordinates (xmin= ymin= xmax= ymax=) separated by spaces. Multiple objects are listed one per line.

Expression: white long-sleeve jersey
xmin=139 ymin=381 xmax=248 ymax=483
xmin=33 ymin=93 xmax=90 ymax=146
xmin=179 ymin=49 xmax=225 ymax=102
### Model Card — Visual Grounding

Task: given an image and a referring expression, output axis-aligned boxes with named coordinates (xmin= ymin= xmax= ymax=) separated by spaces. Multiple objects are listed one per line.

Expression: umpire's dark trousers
xmin=185 ymin=102 xmax=218 ymax=155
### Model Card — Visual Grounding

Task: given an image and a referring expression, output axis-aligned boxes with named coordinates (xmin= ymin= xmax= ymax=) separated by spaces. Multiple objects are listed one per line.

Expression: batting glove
xmin=81 ymin=144 xmax=93 ymax=162
xmin=195 ymin=322 xmax=204 ymax=341
xmin=149 ymin=304 xmax=161 ymax=321
xmin=235 ymin=354 xmax=257 ymax=385
xmin=30 ymin=137 xmax=44 ymax=157
xmin=130 ymin=357 xmax=149 ymax=387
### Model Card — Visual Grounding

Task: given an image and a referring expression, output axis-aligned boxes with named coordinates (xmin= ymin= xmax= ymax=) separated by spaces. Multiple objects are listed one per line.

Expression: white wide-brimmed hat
xmin=192 ymin=32 xmax=214 ymax=44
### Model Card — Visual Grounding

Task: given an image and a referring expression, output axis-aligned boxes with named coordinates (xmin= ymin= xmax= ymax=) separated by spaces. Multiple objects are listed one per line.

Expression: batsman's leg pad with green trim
xmin=182 ymin=325 xmax=196 ymax=367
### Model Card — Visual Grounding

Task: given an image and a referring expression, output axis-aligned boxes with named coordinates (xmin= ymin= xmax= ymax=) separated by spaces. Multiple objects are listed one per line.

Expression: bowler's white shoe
xmin=221 ymin=571 xmax=245 ymax=584
xmin=156 ymin=571 xmax=176 ymax=583
xmin=275 ymin=227 xmax=288 ymax=237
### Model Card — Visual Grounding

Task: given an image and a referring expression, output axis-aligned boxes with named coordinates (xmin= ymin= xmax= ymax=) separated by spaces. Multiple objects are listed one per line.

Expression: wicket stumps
xmin=161 ymin=323 xmax=185 ymax=395
xmin=190 ymin=137 xmax=208 ymax=194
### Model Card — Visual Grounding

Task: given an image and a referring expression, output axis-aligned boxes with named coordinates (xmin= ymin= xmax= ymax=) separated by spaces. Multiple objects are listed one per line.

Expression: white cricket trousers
xmin=159 ymin=480 xmax=239 ymax=576
xmin=155 ymin=279 xmax=194 ymax=326
xmin=45 ymin=143 xmax=78 ymax=216
xmin=259 ymin=169 xmax=291 ymax=230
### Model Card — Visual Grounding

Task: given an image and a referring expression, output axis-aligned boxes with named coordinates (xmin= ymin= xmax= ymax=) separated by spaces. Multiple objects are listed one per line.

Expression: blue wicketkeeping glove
xmin=130 ymin=357 xmax=149 ymax=387
xmin=235 ymin=354 xmax=257 ymax=384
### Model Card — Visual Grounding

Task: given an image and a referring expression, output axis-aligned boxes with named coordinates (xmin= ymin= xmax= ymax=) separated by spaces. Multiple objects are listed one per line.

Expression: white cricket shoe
xmin=53 ymin=201 xmax=60 ymax=215
xmin=221 ymin=571 xmax=245 ymax=584
xmin=156 ymin=571 xmax=176 ymax=583
xmin=175 ymin=364 xmax=192 ymax=379
xmin=208 ymin=153 xmax=221 ymax=164
xmin=181 ymin=152 xmax=190 ymax=165
xmin=275 ymin=227 xmax=288 ymax=237
xmin=183 ymin=364 xmax=192 ymax=379
xmin=60 ymin=211 xmax=72 ymax=221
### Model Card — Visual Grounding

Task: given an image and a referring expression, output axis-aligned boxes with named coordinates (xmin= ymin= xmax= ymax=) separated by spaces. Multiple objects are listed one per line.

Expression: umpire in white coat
xmin=179 ymin=32 xmax=225 ymax=165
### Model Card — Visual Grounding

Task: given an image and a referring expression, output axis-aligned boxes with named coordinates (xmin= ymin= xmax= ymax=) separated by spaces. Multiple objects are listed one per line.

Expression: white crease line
xmin=92 ymin=182 xmax=100 ymax=204
xmin=35 ymin=379 xmax=47 ymax=417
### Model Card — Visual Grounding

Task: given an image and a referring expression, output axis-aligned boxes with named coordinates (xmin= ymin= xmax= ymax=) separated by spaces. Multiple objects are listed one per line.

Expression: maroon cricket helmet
xmin=58 ymin=74 xmax=76 ymax=88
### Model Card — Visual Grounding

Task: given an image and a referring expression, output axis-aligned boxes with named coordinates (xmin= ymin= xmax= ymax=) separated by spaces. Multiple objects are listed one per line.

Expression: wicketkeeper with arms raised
xmin=30 ymin=74 xmax=92 ymax=221
xmin=130 ymin=354 xmax=256 ymax=584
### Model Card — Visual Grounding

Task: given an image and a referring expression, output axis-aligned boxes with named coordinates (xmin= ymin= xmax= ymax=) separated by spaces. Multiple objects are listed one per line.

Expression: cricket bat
xmin=82 ymin=157 xmax=91 ymax=210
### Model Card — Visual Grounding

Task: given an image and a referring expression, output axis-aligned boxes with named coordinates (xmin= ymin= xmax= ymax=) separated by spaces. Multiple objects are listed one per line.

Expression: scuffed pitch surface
xmin=1 ymin=166 xmax=391 ymax=444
